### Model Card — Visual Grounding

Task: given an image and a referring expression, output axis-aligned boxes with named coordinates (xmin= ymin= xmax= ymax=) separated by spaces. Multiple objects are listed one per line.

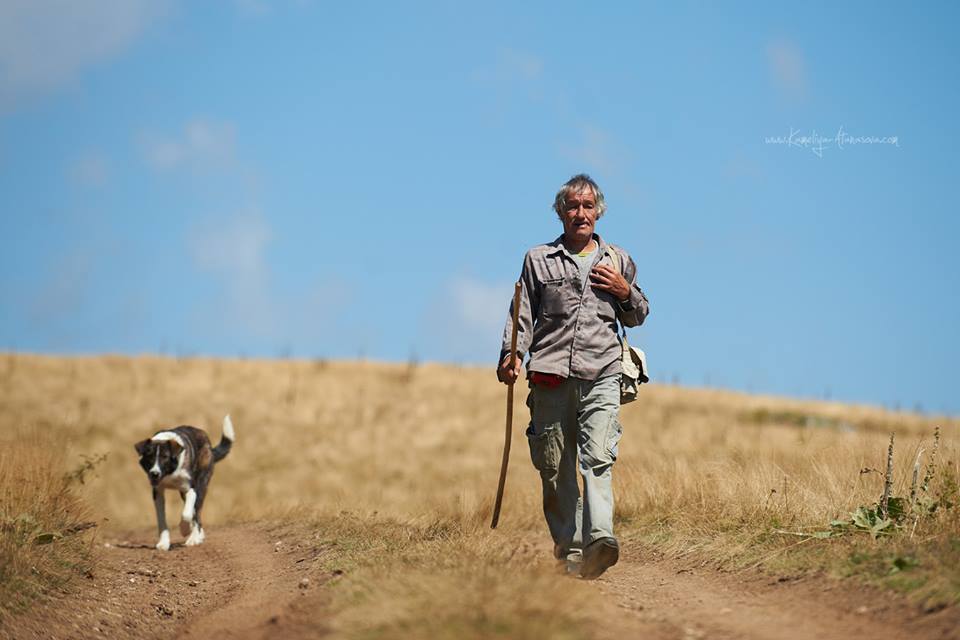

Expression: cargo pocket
xmin=604 ymin=416 xmax=623 ymax=463
xmin=526 ymin=423 xmax=562 ymax=475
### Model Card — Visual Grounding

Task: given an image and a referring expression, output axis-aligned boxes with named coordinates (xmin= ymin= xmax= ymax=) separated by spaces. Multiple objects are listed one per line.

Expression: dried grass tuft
xmin=0 ymin=428 xmax=98 ymax=621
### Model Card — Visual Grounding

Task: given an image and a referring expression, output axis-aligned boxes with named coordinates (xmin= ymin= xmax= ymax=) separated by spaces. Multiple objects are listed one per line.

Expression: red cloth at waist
xmin=530 ymin=372 xmax=565 ymax=388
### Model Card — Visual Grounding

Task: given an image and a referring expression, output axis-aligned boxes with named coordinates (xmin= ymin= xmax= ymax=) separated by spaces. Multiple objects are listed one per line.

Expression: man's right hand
xmin=497 ymin=352 xmax=522 ymax=385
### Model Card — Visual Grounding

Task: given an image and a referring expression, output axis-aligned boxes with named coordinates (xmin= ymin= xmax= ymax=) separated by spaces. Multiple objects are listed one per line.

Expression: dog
xmin=134 ymin=415 xmax=235 ymax=551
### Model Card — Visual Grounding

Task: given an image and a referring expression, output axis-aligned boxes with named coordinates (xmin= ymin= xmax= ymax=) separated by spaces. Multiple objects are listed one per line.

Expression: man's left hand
xmin=590 ymin=264 xmax=630 ymax=302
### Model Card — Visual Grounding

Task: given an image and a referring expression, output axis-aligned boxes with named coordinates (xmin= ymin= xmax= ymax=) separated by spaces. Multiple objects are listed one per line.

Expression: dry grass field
xmin=1 ymin=353 xmax=958 ymax=639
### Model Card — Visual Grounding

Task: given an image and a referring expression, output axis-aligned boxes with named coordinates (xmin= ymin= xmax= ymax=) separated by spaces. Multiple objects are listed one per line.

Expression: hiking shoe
xmin=553 ymin=544 xmax=583 ymax=577
xmin=553 ymin=544 xmax=583 ymax=576
xmin=580 ymin=537 xmax=619 ymax=580
xmin=562 ymin=548 xmax=583 ymax=576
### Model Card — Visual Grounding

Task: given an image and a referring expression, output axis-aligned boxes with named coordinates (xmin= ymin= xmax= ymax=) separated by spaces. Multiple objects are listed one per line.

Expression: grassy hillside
xmin=1 ymin=353 xmax=957 ymax=631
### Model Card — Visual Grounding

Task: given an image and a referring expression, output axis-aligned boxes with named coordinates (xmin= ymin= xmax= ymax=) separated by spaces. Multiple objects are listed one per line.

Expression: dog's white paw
xmin=156 ymin=530 xmax=171 ymax=551
xmin=179 ymin=518 xmax=192 ymax=537
xmin=184 ymin=527 xmax=205 ymax=546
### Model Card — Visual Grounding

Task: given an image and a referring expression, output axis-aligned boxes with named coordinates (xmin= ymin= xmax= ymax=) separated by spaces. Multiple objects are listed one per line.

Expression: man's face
xmin=560 ymin=187 xmax=598 ymax=243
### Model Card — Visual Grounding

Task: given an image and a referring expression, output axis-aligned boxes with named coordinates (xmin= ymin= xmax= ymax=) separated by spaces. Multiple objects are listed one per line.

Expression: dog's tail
xmin=213 ymin=414 xmax=235 ymax=463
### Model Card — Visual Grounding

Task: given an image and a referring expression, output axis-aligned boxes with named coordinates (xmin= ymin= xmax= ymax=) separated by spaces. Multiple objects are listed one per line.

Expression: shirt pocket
xmin=539 ymin=277 xmax=568 ymax=318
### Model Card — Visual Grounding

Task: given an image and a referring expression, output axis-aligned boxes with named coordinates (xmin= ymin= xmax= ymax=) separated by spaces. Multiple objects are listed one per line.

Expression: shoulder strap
xmin=605 ymin=246 xmax=628 ymax=339
xmin=606 ymin=245 xmax=621 ymax=274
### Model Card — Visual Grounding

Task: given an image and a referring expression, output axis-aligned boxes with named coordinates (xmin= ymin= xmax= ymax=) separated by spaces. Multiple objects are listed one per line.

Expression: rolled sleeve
xmin=499 ymin=252 xmax=537 ymax=364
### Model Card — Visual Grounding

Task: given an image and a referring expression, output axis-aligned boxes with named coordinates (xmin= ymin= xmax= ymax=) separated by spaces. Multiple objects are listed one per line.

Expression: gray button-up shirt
xmin=500 ymin=234 xmax=650 ymax=381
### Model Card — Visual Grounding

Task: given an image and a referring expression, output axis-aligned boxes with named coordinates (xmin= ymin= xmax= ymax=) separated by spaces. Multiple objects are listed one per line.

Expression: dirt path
xmin=5 ymin=526 xmax=958 ymax=640
xmin=2 ymin=524 xmax=328 ymax=640
xmin=598 ymin=546 xmax=960 ymax=640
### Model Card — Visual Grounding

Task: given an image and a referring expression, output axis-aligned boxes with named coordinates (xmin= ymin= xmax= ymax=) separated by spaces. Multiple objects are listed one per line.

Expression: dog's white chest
xmin=158 ymin=468 xmax=192 ymax=492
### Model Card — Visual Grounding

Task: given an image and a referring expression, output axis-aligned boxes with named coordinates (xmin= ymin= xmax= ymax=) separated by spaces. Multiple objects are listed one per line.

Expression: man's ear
xmin=134 ymin=439 xmax=151 ymax=457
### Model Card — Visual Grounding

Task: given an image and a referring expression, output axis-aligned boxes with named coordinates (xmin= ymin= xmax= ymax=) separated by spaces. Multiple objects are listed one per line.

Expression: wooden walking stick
xmin=491 ymin=281 xmax=522 ymax=529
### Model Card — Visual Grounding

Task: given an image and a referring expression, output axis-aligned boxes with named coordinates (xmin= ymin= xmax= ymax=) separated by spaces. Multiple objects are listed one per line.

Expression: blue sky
xmin=1 ymin=1 xmax=958 ymax=414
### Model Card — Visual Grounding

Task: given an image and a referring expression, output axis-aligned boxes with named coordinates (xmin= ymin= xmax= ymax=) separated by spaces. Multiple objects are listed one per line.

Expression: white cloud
xmin=69 ymin=150 xmax=110 ymax=187
xmin=188 ymin=211 xmax=272 ymax=334
xmin=722 ymin=152 xmax=765 ymax=181
xmin=420 ymin=276 xmax=513 ymax=363
xmin=450 ymin=276 xmax=513 ymax=338
xmin=140 ymin=119 xmax=237 ymax=172
xmin=233 ymin=0 xmax=314 ymax=15
xmin=473 ymin=47 xmax=544 ymax=85
xmin=189 ymin=211 xmax=272 ymax=335
xmin=29 ymin=251 xmax=92 ymax=325
xmin=767 ymin=39 xmax=808 ymax=100
xmin=235 ymin=0 xmax=271 ymax=14
xmin=187 ymin=211 xmax=349 ymax=349
xmin=560 ymin=124 xmax=629 ymax=176
xmin=190 ymin=210 xmax=270 ymax=276
xmin=471 ymin=47 xmax=545 ymax=124
xmin=0 ymin=0 xmax=165 ymax=108
xmin=497 ymin=48 xmax=543 ymax=81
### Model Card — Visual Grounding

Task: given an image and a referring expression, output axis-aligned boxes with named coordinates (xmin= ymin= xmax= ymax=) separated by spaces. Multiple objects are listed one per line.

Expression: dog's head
xmin=135 ymin=437 xmax=183 ymax=486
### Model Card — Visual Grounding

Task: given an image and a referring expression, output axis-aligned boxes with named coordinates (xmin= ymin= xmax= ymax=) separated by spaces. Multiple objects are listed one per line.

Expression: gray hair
xmin=553 ymin=173 xmax=607 ymax=219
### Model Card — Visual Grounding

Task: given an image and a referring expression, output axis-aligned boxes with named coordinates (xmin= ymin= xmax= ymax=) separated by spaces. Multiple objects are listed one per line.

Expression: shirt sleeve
xmin=615 ymin=249 xmax=650 ymax=328
xmin=499 ymin=251 xmax=537 ymax=364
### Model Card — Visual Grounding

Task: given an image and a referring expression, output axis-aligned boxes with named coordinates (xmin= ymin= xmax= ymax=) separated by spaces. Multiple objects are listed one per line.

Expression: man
xmin=497 ymin=174 xmax=649 ymax=579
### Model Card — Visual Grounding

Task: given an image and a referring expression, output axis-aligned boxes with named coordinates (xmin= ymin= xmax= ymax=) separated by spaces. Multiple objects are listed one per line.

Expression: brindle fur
xmin=197 ymin=444 xmax=213 ymax=470
xmin=135 ymin=417 xmax=234 ymax=550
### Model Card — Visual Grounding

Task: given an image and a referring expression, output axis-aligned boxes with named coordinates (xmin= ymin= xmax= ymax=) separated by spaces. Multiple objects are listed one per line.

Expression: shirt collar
xmin=548 ymin=233 xmax=610 ymax=259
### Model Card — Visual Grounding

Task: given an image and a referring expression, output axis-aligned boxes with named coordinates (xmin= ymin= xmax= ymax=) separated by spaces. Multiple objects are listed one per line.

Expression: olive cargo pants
xmin=525 ymin=375 xmax=622 ymax=556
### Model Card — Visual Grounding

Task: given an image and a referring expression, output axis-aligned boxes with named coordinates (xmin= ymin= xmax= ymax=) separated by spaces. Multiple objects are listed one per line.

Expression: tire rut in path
xmin=597 ymin=550 xmax=960 ymax=640
xmin=172 ymin=524 xmax=298 ymax=640
xmin=1 ymin=524 xmax=317 ymax=640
